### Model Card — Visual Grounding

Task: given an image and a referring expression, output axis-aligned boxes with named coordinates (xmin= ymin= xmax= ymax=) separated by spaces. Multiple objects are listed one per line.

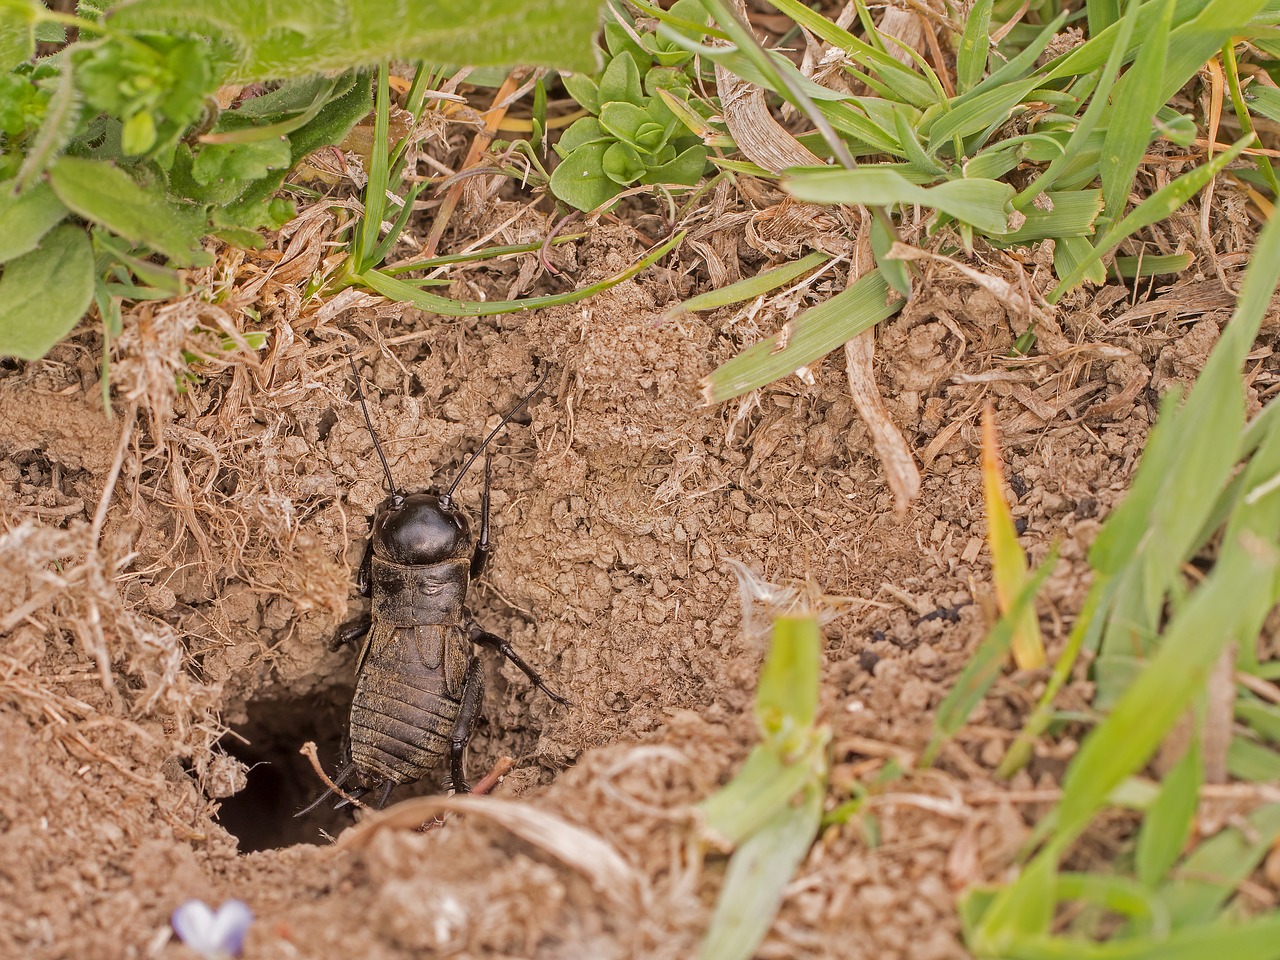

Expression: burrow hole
xmin=215 ymin=691 xmax=353 ymax=852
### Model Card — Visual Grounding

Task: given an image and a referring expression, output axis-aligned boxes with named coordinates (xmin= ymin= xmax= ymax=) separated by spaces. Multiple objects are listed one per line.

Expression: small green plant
xmin=551 ymin=0 xmax=712 ymax=211
xmin=684 ymin=0 xmax=1272 ymax=404
xmin=697 ymin=566 xmax=831 ymax=960
xmin=323 ymin=62 xmax=686 ymax=318
xmin=0 ymin=0 xmax=605 ymax=362
xmin=934 ymin=206 xmax=1280 ymax=959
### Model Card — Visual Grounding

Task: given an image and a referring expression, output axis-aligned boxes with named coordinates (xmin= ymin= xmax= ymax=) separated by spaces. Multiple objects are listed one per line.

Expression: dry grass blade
xmin=980 ymin=404 xmax=1044 ymax=670
xmin=714 ymin=62 xmax=820 ymax=171
xmin=337 ymin=793 xmax=647 ymax=913
xmin=846 ymin=332 xmax=920 ymax=511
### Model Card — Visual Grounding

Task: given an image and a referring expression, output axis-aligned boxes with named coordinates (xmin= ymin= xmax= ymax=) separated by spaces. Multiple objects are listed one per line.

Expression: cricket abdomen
xmin=349 ymin=621 xmax=472 ymax=785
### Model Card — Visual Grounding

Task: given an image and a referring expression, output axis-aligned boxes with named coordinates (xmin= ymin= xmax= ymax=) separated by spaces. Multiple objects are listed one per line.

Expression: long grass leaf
xmin=1016 ymin=0 xmax=1140 ymax=208
xmin=355 ymin=64 xmax=391 ymax=270
xmin=699 ymin=778 xmax=824 ymax=960
xmin=783 ymin=167 xmax=1013 ymax=234
xmin=701 ymin=269 xmax=905 ymax=404
xmin=924 ymin=78 xmax=1041 ymax=154
xmin=1049 ymin=136 xmax=1251 ymax=300
xmin=1059 ymin=490 xmax=1280 ymax=843
xmin=1159 ymin=804 xmax=1280 ymax=928
xmin=1135 ymin=738 xmax=1201 ymax=888
xmin=672 ymin=252 xmax=831 ymax=316
xmin=956 ymin=0 xmax=993 ymax=93
xmin=1001 ymin=190 xmax=1103 ymax=243
xmin=1061 ymin=216 xmax=1280 ymax=831
xmin=755 ymin=615 xmax=821 ymax=737
xmin=356 ymin=231 xmax=684 ymax=317
xmin=997 ymin=914 xmax=1280 ymax=959
xmin=759 ymin=0 xmax=936 ymax=107
xmin=1101 ymin=0 xmax=1174 ymax=221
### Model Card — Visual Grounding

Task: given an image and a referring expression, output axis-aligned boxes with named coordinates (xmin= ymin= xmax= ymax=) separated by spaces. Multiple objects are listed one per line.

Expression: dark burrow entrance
xmin=215 ymin=690 xmax=354 ymax=852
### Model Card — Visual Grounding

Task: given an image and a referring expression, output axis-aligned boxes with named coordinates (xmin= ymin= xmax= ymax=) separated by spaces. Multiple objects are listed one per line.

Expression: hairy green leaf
xmin=48 ymin=157 xmax=207 ymax=266
xmin=0 ymin=225 xmax=94 ymax=359
xmin=0 ymin=180 xmax=68 ymax=262
xmin=109 ymin=0 xmax=606 ymax=79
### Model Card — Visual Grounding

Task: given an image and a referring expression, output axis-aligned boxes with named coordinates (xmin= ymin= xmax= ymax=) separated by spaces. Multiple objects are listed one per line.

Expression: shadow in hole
xmin=215 ymin=690 xmax=353 ymax=851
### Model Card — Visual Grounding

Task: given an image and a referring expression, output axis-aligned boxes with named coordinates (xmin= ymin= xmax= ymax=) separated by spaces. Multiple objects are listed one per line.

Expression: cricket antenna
xmin=345 ymin=347 xmax=399 ymax=501
xmin=442 ymin=364 xmax=549 ymax=507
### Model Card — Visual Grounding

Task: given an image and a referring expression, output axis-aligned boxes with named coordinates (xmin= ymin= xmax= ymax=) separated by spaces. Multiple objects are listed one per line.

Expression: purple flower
xmin=171 ymin=899 xmax=253 ymax=959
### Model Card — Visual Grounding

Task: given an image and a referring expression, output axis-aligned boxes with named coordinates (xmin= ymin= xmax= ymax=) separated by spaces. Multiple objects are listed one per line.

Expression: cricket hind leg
xmin=444 ymin=657 xmax=485 ymax=793
xmin=469 ymin=624 xmax=570 ymax=706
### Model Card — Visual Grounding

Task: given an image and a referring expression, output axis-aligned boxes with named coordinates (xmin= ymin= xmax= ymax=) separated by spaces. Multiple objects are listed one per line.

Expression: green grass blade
xmin=997 ymin=914 xmax=1280 ymax=959
xmin=755 ymin=615 xmax=821 ymax=738
xmin=1135 ymin=738 xmax=1201 ymax=888
xmin=1016 ymin=0 xmax=1140 ymax=208
xmin=924 ymin=78 xmax=1041 ymax=155
xmin=1059 ymin=489 xmax=1280 ymax=845
xmin=759 ymin=0 xmax=937 ymax=107
xmin=671 ymin=252 xmax=831 ymax=316
xmin=698 ymin=778 xmax=824 ymax=960
xmin=1055 ymin=872 xmax=1170 ymax=938
xmin=1046 ymin=0 xmax=1268 ymax=97
xmin=1001 ymin=190 xmax=1103 ymax=243
xmin=968 ymin=12 xmax=1069 ymax=98
xmin=355 ymin=231 xmax=684 ymax=317
xmin=1159 ymin=804 xmax=1280 ymax=928
xmin=1054 ymin=234 xmax=1107 ymax=286
xmin=355 ymin=64 xmax=391 ymax=271
xmin=922 ymin=555 xmax=1058 ymax=766
xmin=383 ymin=234 xmax=586 ymax=274
xmin=1111 ymin=253 xmax=1194 ymax=278
xmin=1050 ymin=135 xmax=1252 ymax=300
xmin=1087 ymin=0 xmax=1122 ymax=34
xmin=1093 ymin=195 xmax=1280 ymax=687
xmin=892 ymin=108 xmax=949 ymax=177
xmin=699 ymin=743 xmax=819 ymax=847
xmin=783 ymin=167 xmax=1014 ymax=234
xmin=369 ymin=182 xmax=425 ymax=266
xmin=1237 ymin=697 xmax=1280 ymax=742
xmin=700 ymin=268 xmax=905 ymax=404
xmin=1227 ymin=737 xmax=1280 ymax=781
xmin=970 ymin=850 xmax=1059 ymax=954
xmin=815 ymin=100 xmax=903 ymax=156
xmin=1101 ymin=0 xmax=1174 ymax=221
xmin=1222 ymin=44 xmax=1279 ymax=197
xmin=956 ymin=0 xmax=993 ymax=94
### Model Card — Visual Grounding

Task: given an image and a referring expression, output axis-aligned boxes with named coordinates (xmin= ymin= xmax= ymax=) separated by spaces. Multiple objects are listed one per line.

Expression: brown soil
xmin=0 ymin=185 xmax=1269 ymax=958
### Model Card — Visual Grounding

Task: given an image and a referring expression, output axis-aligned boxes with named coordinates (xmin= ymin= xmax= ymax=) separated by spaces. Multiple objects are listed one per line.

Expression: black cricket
xmin=300 ymin=355 xmax=567 ymax=814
